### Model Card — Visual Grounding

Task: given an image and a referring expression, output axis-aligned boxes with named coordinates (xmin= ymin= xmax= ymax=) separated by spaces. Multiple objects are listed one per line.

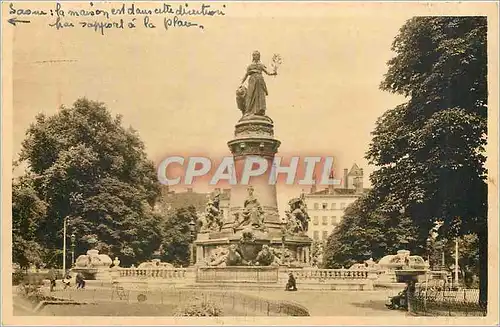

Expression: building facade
xmin=305 ymin=164 xmax=369 ymax=243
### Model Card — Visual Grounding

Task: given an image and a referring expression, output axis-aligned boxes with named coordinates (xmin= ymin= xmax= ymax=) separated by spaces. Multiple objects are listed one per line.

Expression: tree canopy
xmin=12 ymin=174 xmax=48 ymax=269
xmin=324 ymin=17 xmax=487 ymax=303
xmin=159 ymin=206 xmax=198 ymax=267
xmin=323 ymin=192 xmax=418 ymax=268
xmin=14 ymin=98 xmax=163 ymax=267
xmin=371 ymin=17 xmax=487 ymax=241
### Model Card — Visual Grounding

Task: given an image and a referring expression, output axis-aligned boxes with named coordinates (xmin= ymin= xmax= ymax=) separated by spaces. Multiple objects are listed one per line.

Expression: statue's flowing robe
xmin=245 ymin=63 xmax=268 ymax=115
xmin=243 ymin=196 xmax=263 ymax=226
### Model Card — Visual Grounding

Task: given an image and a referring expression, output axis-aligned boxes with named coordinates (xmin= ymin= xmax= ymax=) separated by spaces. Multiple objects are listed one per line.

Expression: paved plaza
xmin=239 ymin=289 xmax=407 ymax=316
xmin=17 ymin=283 xmax=408 ymax=316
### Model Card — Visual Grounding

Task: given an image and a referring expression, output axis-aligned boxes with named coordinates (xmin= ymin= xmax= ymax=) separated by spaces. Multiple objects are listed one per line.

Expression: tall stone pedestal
xmin=194 ymin=114 xmax=312 ymax=267
xmin=225 ymin=115 xmax=282 ymax=235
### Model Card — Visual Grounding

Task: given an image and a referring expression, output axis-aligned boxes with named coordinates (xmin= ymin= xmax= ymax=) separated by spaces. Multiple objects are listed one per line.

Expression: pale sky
xmin=11 ymin=2 xmax=414 ymax=213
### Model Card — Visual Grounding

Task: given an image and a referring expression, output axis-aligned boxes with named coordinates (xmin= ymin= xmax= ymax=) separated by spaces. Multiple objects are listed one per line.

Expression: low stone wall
xmin=197 ymin=266 xmax=279 ymax=283
xmin=113 ymin=266 xmax=379 ymax=291
xmin=115 ymin=267 xmax=196 ymax=287
xmin=117 ymin=267 xmax=191 ymax=279
xmin=283 ymin=269 xmax=377 ymax=291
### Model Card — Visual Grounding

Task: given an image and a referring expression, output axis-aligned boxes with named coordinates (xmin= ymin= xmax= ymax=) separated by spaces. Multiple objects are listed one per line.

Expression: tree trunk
xmin=478 ymin=228 xmax=488 ymax=308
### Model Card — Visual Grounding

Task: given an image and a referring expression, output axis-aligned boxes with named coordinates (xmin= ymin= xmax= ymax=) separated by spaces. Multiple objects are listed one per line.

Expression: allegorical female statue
xmin=237 ymin=51 xmax=282 ymax=117
xmin=233 ymin=186 xmax=265 ymax=229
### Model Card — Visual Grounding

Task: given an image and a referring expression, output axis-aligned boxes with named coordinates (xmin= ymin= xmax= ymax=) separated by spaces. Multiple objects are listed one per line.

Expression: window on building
xmin=322 ymin=216 xmax=328 ymax=225
xmin=313 ymin=216 xmax=319 ymax=225
xmin=313 ymin=231 xmax=319 ymax=240
xmin=322 ymin=231 xmax=328 ymax=240
xmin=331 ymin=216 xmax=337 ymax=225
xmin=314 ymin=203 xmax=319 ymax=210
xmin=322 ymin=203 xmax=328 ymax=210
xmin=340 ymin=203 xmax=346 ymax=209
xmin=331 ymin=203 xmax=336 ymax=210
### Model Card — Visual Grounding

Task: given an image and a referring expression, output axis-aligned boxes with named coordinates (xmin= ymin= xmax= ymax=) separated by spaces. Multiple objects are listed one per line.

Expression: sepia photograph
xmin=1 ymin=1 xmax=499 ymax=325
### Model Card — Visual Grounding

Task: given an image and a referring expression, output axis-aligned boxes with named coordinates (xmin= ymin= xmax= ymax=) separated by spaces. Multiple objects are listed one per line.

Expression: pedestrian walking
xmin=48 ymin=267 xmax=57 ymax=292
xmin=62 ymin=271 xmax=72 ymax=289
xmin=76 ymin=272 xmax=86 ymax=289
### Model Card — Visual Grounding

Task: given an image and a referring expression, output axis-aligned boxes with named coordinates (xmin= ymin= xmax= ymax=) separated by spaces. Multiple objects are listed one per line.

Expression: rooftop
xmin=306 ymin=187 xmax=370 ymax=197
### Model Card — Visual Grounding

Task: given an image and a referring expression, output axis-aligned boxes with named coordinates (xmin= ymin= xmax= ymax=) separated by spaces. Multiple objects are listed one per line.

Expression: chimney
xmin=343 ymin=169 xmax=348 ymax=189
xmin=311 ymin=174 xmax=317 ymax=193
xmin=328 ymin=169 xmax=335 ymax=194
xmin=356 ymin=169 xmax=364 ymax=193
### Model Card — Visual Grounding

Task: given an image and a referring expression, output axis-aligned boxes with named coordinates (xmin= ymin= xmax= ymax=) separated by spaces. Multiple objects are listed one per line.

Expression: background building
xmin=305 ymin=164 xmax=369 ymax=243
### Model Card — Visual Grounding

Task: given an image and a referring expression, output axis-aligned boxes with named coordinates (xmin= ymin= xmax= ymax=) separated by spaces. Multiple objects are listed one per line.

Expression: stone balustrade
xmin=283 ymin=269 xmax=376 ymax=291
xmin=117 ymin=268 xmax=191 ymax=279
xmin=197 ymin=266 xmax=279 ymax=283
xmin=113 ymin=266 xmax=381 ymax=290
xmin=287 ymin=269 xmax=370 ymax=280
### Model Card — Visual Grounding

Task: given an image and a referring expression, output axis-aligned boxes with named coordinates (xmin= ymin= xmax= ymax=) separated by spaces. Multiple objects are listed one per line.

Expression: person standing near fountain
xmin=48 ymin=267 xmax=57 ymax=292
xmin=76 ymin=272 xmax=86 ymax=289
xmin=62 ymin=271 xmax=72 ymax=289
xmin=285 ymin=272 xmax=298 ymax=291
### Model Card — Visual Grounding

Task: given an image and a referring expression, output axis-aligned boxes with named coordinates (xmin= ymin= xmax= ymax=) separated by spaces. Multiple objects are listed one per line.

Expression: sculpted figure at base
xmin=270 ymin=247 xmax=294 ymax=266
xmin=233 ymin=186 xmax=265 ymax=230
xmin=225 ymin=244 xmax=244 ymax=266
xmin=201 ymin=192 xmax=224 ymax=232
xmin=284 ymin=193 xmax=310 ymax=234
xmin=206 ymin=246 xmax=229 ymax=267
xmin=237 ymin=51 xmax=280 ymax=117
xmin=255 ymin=245 xmax=275 ymax=266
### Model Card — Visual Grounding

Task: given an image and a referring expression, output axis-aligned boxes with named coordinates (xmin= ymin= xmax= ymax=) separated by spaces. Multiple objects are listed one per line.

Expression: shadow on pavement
xmin=350 ymin=300 xmax=397 ymax=312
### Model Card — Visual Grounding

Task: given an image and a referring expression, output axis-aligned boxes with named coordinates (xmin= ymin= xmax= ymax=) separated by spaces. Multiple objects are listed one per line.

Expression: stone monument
xmin=195 ymin=51 xmax=312 ymax=268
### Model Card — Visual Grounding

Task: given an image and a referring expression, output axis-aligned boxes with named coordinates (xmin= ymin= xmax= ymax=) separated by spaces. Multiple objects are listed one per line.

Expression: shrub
xmin=18 ymin=282 xmax=45 ymax=303
xmin=175 ymin=298 xmax=223 ymax=317
xmin=12 ymin=270 xmax=26 ymax=285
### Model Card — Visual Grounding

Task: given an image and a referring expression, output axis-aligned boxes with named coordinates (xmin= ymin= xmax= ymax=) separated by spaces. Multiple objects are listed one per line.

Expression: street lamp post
xmin=454 ymin=238 xmax=459 ymax=287
xmin=62 ymin=216 xmax=68 ymax=274
xmin=71 ymin=233 xmax=76 ymax=267
xmin=189 ymin=219 xmax=196 ymax=266
xmin=280 ymin=221 xmax=287 ymax=264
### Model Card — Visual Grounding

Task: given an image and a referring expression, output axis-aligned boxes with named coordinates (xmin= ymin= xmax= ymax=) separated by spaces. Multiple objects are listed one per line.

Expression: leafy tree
xmin=323 ymin=192 xmax=418 ymax=268
xmin=15 ymin=98 xmax=162 ymax=266
xmin=160 ymin=205 xmax=198 ymax=267
xmin=12 ymin=175 xmax=47 ymax=269
xmin=367 ymin=17 xmax=487 ymax=304
xmin=444 ymin=234 xmax=480 ymax=278
xmin=310 ymin=241 xmax=324 ymax=267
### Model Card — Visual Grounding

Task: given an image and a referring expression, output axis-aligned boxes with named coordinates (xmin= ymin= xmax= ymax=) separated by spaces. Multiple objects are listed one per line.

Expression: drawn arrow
xmin=8 ymin=17 xmax=31 ymax=26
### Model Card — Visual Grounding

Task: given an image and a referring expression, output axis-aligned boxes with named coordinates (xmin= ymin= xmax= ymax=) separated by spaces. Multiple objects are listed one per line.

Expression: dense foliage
xmin=159 ymin=206 xmax=199 ymax=267
xmin=323 ymin=17 xmax=487 ymax=303
xmin=13 ymin=98 xmax=163 ymax=267
xmin=323 ymin=192 xmax=418 ymax=268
